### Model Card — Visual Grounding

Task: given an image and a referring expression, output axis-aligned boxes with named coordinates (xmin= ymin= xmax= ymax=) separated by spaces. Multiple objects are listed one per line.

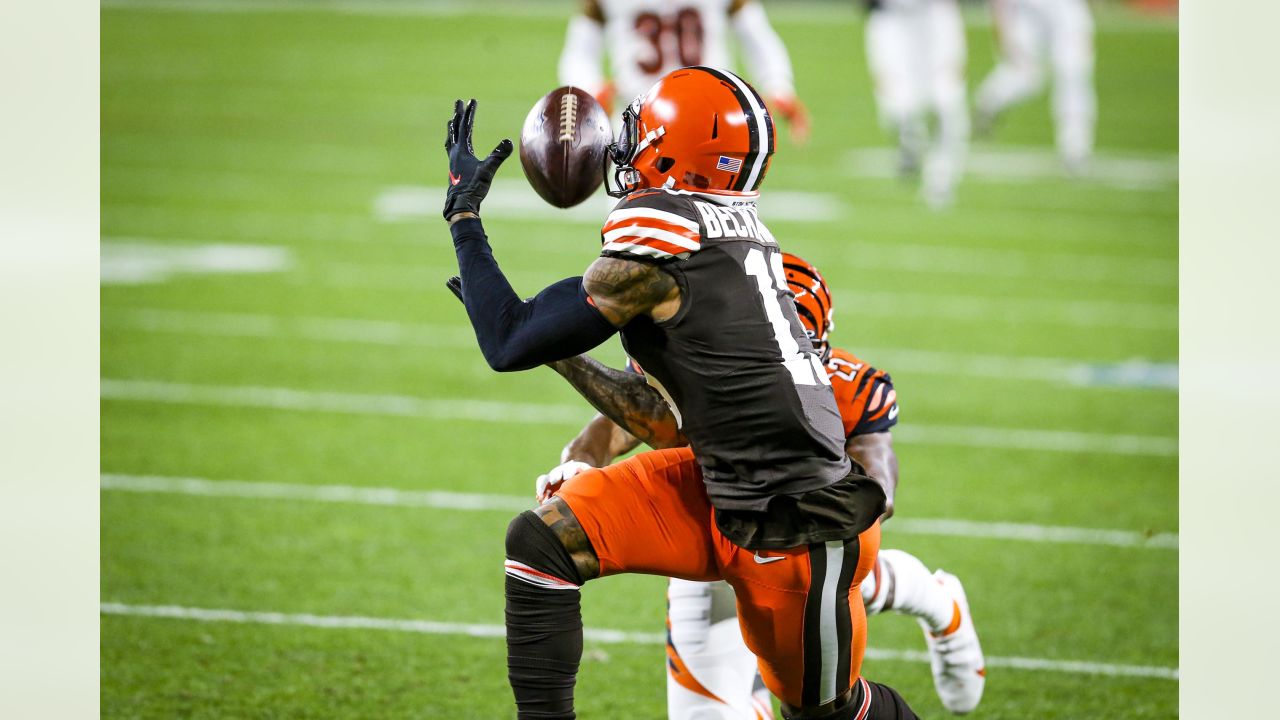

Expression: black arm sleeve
xmin=451 ymin=217 xmax=619 ymax=372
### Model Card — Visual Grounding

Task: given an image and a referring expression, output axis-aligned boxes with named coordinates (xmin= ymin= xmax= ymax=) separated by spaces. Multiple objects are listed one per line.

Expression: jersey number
xmin=634 ymin=8 xmax=704 ymax=74
xmin=743 ymin=248 xmax=831 ymax=387
xmin=827 ymin=356 xmax=863 ymax=382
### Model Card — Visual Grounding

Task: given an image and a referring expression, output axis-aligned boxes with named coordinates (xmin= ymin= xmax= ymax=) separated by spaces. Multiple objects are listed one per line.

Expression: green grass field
xmin=101 ymin=1 xmax=1178 ymax=717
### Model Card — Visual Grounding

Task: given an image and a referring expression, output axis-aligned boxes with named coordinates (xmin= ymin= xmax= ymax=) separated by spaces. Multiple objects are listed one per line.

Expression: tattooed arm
xmin=548 ymin=354 xmax=686 ymax=451
xmin=581 ymin=256 xmax=682 ymax=326
xmin=541 ymin=257 xmax=685 ymax=449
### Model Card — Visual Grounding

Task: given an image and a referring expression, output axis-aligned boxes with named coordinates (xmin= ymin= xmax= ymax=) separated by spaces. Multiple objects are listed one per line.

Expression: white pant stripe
xmin=819 ymin=540 xmax=846 ymax=703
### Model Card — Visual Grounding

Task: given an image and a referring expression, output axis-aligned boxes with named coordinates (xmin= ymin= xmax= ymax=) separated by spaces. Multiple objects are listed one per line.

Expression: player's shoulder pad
xmin=825 ymin=346 xmax=899 ymax=436
xmin=600 ymin=189 xmax=703 ymax=263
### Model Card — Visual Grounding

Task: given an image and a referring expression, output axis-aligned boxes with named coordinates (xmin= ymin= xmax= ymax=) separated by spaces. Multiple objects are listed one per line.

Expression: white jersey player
xmin=558 ymin=0 xmax=809 ymax=142
xmin=862 ymin=0 xmax=970 ymax=208
xmin=975 ymin=0 xmax=1097 ymax=173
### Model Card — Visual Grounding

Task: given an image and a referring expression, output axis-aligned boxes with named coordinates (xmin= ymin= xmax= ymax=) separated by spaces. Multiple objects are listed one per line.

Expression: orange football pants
xmin=555 ymin=447 xmax=880 ymax=709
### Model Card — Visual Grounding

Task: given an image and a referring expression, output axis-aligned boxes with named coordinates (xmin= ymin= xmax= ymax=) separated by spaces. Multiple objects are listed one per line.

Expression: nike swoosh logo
xmin=753 ymin=552 xmax=785 ymax=564
xmin=449 ymin=171 xmax=462 ymax=186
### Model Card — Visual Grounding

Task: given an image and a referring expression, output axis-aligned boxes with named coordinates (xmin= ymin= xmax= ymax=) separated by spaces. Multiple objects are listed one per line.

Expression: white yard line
xmin=98 ymin=235 xmax=1176 ymax=329
xmin=835 ymin=289 xmax=1175 ymax=331
xmin=104 ymin=307 xmax=1178 ymax=390
xmin=893 ymin=424 xmax=1177 ymax=458
xmin=100 ymin=240 xmax=292 ymax=285
xmin=373 ymin=182 xmax=844 ymax=224
xmin=99 ymin=473 xmax=1179 ymax=550
xmin=106 ymin=307 xmax=479 ymax=347
xmin=99 ymin=378 xmax=588 ymax=424
xmin=99 ymin=379 xmax=1178 ymax=457
xmin=99 ymin=602 xmax=1179 ymax=681
xmin=833 ymin=242 xmax=1177 ymax=288
xmin=846 ymin=146 xmax=1178 ymax=192
xmin=858 ymin=345 xmax=1178 ymax=391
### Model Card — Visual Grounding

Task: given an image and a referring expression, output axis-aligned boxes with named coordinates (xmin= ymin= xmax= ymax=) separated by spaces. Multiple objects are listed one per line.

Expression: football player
xmin=862 ymin=0 xmax=970 ymax=208
xmin=558 ymin=0 xmax=809 ymax=142
xmin=974 ymin=0 xmax=1096 ymax=173
xmin=536 ymin=253 xmax=986 ymax=718
xmin=443 ymin=67 xmax=917 ymax=718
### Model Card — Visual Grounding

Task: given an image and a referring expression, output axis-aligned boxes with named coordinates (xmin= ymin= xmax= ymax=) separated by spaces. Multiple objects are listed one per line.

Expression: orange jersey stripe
xmin=603 ymin=235 xmax=698 ymax=258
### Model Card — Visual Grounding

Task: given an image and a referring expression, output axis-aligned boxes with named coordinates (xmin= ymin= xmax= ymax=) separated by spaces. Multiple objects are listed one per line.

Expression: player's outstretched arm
xmin=442 ymin=99 xmax=622 ymax=372
xmin=548 ymin=353 xmax=685 ymax=450
xmin=846 ymin=431 xmax=899 ymax=520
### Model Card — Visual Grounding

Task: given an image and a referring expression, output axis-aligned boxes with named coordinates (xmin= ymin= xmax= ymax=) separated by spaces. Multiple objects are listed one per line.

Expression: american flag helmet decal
xmin=716 ymin=155 xmax=744 ymax=173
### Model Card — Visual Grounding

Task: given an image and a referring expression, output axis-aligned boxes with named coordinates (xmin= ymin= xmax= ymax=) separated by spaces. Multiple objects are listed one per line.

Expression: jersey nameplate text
xmin=693 ymin=200 xmax=775 ymax=244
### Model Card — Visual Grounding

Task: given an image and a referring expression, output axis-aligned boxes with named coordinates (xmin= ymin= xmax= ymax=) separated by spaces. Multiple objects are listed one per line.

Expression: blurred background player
xmin=974 ymin=0 xmax=1097 ymax=174
xmin=862 ymin=0 xmax=969 ymax=209
xmin=536 ymin=254 xmax=986 ymax=718
xmin=558 ymin=0 xmax=810 ymax=142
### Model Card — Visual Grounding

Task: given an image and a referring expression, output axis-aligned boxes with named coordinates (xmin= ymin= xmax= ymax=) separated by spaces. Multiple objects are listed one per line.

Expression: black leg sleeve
xmin=782 ymin=677 xmax=918 ymax=720
xmin=863 ymin=680 xmax=919 ymax=720
xmin=504 ymin=511 xmax=586 ymax=720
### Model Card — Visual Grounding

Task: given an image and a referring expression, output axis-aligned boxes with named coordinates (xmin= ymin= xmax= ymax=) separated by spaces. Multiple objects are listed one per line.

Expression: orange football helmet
xmin=782 ymin=252 xmax=834 ymax=361
xmin=605 ymin=66 xmax=777 ymax=198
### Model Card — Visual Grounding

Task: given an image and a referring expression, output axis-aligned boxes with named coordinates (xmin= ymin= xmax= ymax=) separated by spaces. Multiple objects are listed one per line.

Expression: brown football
xmin=519 ymin=86 xmax=612 ymax=209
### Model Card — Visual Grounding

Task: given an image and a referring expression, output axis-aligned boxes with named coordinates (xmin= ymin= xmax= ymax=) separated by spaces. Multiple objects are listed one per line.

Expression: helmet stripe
xmin=737 ymin=80 xmax=776 ymax=188
xmin=694 ymin=66 xmax=764 ymax=192
xmin=717 ymin=71 xmax=773 ymax=191
xmin=784 ymin=260 xmax=830 ymax=323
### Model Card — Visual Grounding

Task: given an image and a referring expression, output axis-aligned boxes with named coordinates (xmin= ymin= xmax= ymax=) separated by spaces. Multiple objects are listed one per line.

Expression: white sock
xmin=861 ymin=549 xmax=956 ymax=633
xmin=666 ymin=579 xmax=762 ymax=720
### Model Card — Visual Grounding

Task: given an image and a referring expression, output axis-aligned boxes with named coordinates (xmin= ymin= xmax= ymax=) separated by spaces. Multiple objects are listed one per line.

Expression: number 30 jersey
xmin=599 ymin=188 xmax=864 ymax=544
xmin=584 ymin=0 xmax=743 ymax=105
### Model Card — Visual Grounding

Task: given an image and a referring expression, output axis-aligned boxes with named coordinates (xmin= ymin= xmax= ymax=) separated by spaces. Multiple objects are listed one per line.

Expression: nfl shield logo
xmin=716 ymin=155 xmax=744 ymax=173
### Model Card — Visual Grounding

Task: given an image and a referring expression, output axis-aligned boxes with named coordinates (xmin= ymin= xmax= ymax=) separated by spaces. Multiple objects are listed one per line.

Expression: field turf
xmin=101 ymin=1 xmax=1178 ymax=717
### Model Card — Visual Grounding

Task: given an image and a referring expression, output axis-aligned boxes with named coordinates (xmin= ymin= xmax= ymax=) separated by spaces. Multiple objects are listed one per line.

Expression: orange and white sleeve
xmin=599 ymin=196 xmax=703 ymax=263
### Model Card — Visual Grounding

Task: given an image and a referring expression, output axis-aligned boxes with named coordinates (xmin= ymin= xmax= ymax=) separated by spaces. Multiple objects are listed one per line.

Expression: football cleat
xmin=921 ymin=570 xmax=986 ymax=714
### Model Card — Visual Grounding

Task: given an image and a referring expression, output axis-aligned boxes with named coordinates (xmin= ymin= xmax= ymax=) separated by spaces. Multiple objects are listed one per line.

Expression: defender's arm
xmin=561 ymin=413 xmax=642 ymax=468
xmin=535 ymin=413 xmax=641 ymax=504
xmin=846 ymin=431 xmax=898 ymax=520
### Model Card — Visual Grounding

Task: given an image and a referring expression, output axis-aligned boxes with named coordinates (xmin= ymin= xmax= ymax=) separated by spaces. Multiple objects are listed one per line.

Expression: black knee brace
xmin=506 ymin=510 xmax=584 ymax=587
xmin=504 ymin=511 xmax=585 ymax=720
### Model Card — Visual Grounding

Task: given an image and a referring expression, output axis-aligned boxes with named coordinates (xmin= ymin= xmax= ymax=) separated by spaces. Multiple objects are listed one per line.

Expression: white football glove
xmin=536 ymin=460 xmax=593 ymax=504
